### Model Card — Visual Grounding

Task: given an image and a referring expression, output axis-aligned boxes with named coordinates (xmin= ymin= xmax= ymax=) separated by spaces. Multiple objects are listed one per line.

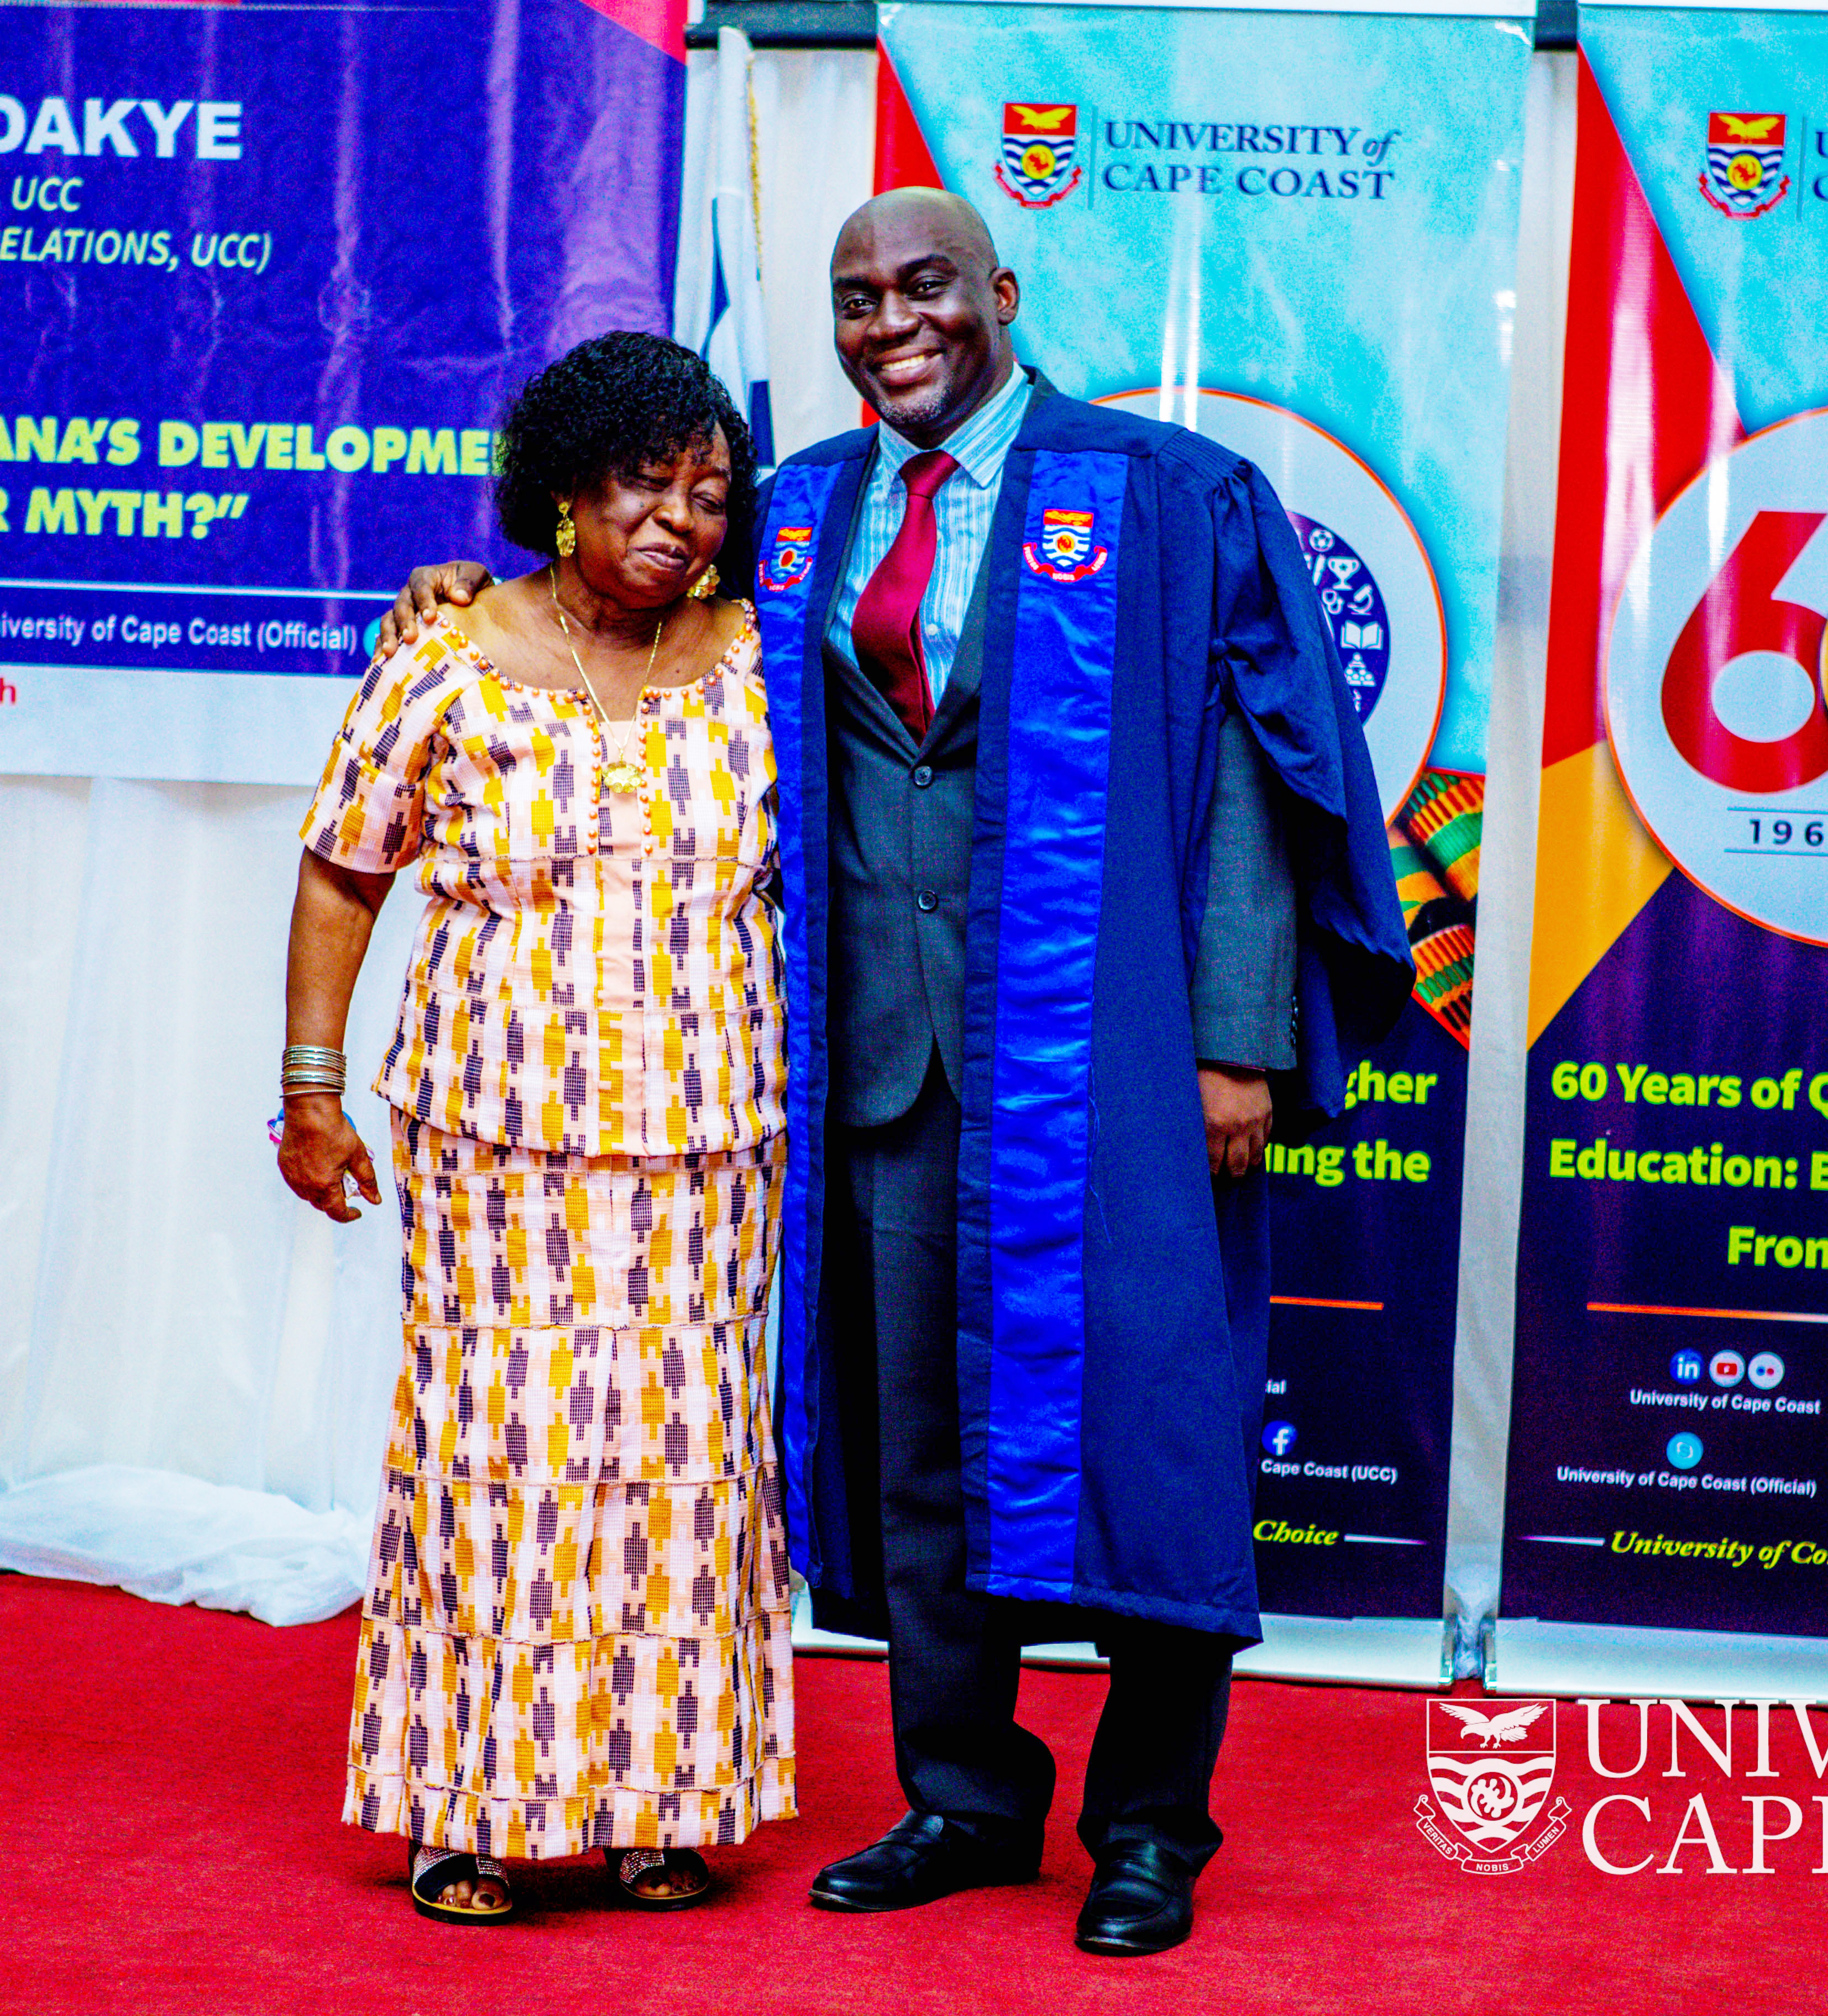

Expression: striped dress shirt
xmin=827 ymin=364 xmax=1033 ymax=705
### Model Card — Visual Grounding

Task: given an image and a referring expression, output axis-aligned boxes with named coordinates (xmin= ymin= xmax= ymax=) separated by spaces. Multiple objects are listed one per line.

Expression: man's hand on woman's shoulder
xmin=374 ymin=560 xmax=494 ymax=659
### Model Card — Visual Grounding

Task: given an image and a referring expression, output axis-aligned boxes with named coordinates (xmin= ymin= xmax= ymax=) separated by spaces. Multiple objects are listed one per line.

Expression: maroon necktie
xmin=851 ymin=449 xmax=958 ymax=741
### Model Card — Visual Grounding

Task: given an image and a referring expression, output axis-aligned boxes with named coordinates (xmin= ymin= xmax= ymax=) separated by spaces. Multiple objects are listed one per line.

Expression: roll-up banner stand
xmin=1500 ymin=3 xmax=1828 ymax=1699
xmin=875 ymin=0 xmax=1532 ymax=1681
xmin=0 ymin=0 xmax=685 ymax=789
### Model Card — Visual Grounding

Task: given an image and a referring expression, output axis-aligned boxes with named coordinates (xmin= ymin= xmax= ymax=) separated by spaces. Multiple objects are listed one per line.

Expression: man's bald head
xmin=829 ymin=189 xmax=1020 ymax=447
xmin=830 ymin=188 xmax=1002 ymax=278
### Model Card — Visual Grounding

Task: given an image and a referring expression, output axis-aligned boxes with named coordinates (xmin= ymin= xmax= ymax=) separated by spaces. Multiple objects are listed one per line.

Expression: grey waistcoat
xmin=824 ymin=524 xmax=991 ymax=1129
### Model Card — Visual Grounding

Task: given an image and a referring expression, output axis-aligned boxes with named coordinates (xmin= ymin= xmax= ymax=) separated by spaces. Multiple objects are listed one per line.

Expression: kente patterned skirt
xmin=343 ymin=1112 xmax=796 ymax=1859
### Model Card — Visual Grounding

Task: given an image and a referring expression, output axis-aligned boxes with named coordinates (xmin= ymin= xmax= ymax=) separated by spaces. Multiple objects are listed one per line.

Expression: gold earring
xmin=688 ymin=564 xmax=720 ymax=602
xmin=554 ymin=500 xmax=577 ymax=558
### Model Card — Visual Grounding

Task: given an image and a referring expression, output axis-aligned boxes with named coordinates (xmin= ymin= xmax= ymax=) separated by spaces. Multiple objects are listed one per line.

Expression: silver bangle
xmin=282 ymin=1043 xmax=346 ymax=1098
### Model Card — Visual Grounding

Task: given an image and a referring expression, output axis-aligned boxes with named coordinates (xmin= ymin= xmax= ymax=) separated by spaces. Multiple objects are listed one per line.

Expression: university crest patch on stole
xmin=996 ymin=103 xmax=1082 ymax=209
xmin=1699 ymin=111 xmax=1789 ymax=218
xmin=759 ymin=523 xmax=814 ymax=592
xmin=1023 ymin=507 xmax=1108 ymax=584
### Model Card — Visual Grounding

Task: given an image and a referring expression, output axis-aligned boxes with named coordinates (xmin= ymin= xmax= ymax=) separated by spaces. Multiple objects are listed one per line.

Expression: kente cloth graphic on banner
xmin=1503 ymin=12 xmax=1828 ymax=1639
xmin=0 ymin=0 xmax=684 ymax=788
xmin=874 ymin=1 xmax=1531 ymax=1618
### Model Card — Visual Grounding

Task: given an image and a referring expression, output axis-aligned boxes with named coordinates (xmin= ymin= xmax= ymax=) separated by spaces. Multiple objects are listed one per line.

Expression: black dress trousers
xmin=830 ymin=1052 xmax=1232 ymax=1869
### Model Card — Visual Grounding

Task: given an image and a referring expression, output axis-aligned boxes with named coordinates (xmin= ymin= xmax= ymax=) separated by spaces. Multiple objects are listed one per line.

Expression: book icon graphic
xmin=1287 ymin=510 xmax=1391 ymax=725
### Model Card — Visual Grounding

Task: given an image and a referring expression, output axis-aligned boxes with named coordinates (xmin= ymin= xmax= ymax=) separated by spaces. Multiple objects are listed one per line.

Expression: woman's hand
xmin=278 ymin=1093 xmax=383 ymax=1223
xmin=281 ymin=850 xmax=391 ymax=1219
xmin=374 ymin=561 xmax=494 ymax=658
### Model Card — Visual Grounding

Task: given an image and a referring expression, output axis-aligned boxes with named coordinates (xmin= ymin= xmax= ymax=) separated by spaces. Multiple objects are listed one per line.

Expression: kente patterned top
xmin=301 ymin=607 xmax=784 ymax=1159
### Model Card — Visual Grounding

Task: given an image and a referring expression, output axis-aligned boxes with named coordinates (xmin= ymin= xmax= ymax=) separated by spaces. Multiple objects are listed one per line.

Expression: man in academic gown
xmin=381 ymin=189 xmax=1411 ymax=1957
xmin=760 ymin=189 xmax=1410 ymax=1956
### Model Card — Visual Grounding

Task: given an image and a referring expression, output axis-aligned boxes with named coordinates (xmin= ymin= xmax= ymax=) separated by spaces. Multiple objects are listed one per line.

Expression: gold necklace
xmin=548 ymin=563 xmax=666 ymax=795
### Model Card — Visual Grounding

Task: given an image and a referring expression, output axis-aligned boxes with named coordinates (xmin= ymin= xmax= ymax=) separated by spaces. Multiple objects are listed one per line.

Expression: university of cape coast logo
xmin=1023 ymin=506 xmax=1107 ymax=582
xmin=759 ymin=523 xmax=813 ymax=592
xmin=1700 ymin=112 xmax=1789 ymax=218
xmin=1417 ymin=1699 xmax=1570 ymax=1873
xmin=997 ymin=102 xmax=1082 ymax=209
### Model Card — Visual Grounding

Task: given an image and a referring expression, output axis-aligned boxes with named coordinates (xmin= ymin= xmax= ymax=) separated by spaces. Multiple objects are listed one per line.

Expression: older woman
xmin=278 ymin=332 xmax=793 ymax=1923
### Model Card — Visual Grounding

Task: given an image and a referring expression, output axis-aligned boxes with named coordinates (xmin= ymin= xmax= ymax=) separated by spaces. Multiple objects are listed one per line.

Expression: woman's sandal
xmin=408 ymin=1842 xmax=516 ymax=1925
xmin=609 ymin=1846 xmax=713 ymax=1910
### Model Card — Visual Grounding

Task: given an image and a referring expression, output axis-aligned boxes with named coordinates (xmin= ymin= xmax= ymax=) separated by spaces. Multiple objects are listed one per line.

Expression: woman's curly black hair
xmin=494 ymin=330 xmax=756 ymax=559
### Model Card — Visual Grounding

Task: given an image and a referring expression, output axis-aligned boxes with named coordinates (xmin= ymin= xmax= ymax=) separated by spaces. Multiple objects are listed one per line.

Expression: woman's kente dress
xmin=300 ymin=606 xmax=794 ymax=1860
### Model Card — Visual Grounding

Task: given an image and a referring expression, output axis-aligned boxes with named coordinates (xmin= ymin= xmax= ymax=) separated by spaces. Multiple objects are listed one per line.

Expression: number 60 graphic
xmin=1661 ymin=510 xmax=1828 ymax=793
xmin=1607 ymin=408 xmax=1828 ymax=944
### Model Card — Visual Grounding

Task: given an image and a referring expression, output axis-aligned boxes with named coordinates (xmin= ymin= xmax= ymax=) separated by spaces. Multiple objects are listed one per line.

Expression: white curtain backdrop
xmin=736 ymin=46 xmax=879 ymax=459
xmin=0 ymin=776 xmax=417 ymax=1620
xmin=0 ymin=49 xmax=1594 ymax=1659
xmin=677 ymin=44 xmax=876 ymax=463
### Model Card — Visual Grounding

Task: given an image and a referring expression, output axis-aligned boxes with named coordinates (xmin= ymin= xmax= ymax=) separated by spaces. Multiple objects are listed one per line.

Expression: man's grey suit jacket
xmin=819 ymin=424 xmax=1297 ymax=1134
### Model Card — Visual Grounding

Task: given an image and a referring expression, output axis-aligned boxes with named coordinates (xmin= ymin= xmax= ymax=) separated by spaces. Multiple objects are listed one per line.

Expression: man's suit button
xmin=913 ymin=764 xmax=934 ymax=788
xmin=915 ymin=889 xmax=939 ymax=914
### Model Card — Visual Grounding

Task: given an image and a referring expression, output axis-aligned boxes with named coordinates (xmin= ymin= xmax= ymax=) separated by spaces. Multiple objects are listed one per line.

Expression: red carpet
xmin=4 ymin=1576 xmax=1813 ymax=2015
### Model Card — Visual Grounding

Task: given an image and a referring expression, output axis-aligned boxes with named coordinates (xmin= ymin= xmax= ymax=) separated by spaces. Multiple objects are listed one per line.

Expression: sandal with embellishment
xmin=609 ymin=1846 xmax=713 ymax=1910
xmin=408 ymin=1842 xmax=516 ymax=1925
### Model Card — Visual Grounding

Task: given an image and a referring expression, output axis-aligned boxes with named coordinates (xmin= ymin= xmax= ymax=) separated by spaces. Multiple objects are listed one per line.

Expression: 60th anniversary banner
xmin=1504 ymin=7 xmax=1828 ymax=1640
xmin=878 ymin=0 xmax=1532 ymax=1620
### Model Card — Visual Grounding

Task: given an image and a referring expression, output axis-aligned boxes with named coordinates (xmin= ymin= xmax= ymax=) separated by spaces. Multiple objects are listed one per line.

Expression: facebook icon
xmin=1262 ymin=1421 xmax=1297 ymax=1456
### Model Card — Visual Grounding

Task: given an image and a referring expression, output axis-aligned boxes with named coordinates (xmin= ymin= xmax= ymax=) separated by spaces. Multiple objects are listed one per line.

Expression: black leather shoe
xmin=1074 ymin=1839 xmax=1197 ymax=1956
xmin=809 ymin=1811 xmax=1042 ymax=1913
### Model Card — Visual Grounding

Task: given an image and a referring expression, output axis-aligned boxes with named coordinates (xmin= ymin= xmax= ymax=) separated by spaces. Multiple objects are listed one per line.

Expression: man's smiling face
xmin=829 ymin=191 xmax=1020 ymax=447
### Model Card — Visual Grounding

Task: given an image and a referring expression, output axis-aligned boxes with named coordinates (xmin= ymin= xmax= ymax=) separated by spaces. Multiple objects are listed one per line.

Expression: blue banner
xmin=878 ymin=0 xmax=1531 ymax=1618
xmin=0 ymin=0 xmax=683 ymax=785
